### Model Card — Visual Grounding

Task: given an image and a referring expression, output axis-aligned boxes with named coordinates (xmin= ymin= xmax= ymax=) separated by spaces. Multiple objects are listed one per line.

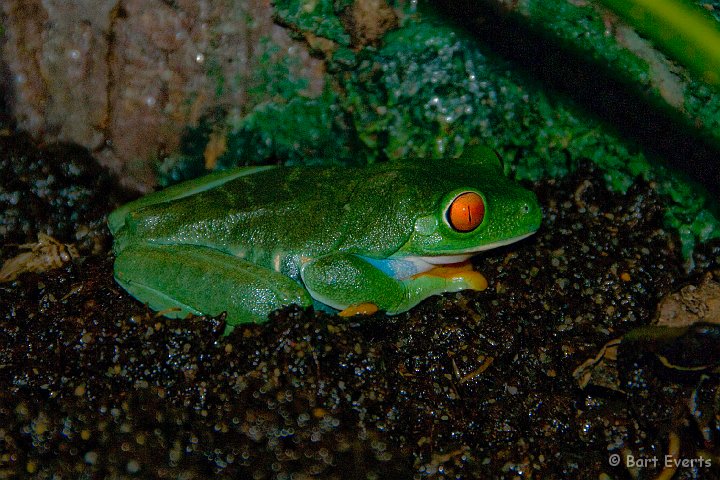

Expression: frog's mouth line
xmin=413 ymin=231 xmax=537 ymax=265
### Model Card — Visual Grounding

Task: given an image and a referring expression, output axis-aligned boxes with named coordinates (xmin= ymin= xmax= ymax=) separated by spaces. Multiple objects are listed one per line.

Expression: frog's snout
xmin=521 ymin=192 xmax=543 ymax=231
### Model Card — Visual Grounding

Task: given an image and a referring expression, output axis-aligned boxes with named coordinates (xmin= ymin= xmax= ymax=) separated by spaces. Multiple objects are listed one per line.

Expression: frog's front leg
xmin=114 ymin=244 xmax=312 ymax=327
xmin=301 ymin=253 xmax=488 ymax=315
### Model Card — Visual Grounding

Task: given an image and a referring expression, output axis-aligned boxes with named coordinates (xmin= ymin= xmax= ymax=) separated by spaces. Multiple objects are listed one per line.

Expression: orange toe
xmin=339 ymin=303 xmax=379 ymax=317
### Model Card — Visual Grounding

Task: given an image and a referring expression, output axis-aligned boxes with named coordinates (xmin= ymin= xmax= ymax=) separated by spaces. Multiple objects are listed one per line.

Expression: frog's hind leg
xmin=114 ymin=244 xmax=311 ymax=327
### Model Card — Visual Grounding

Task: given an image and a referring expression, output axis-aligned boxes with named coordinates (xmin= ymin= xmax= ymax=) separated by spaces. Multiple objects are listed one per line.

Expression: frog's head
xmin=395 ymin=145 xmax=542 ymax=263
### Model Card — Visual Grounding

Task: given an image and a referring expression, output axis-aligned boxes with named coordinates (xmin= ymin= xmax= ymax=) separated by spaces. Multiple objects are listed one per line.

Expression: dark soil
xmin=0 ymin=132 xmax=133 ymax=257
xmin=2 ymin=132 xmax=720 ymax=479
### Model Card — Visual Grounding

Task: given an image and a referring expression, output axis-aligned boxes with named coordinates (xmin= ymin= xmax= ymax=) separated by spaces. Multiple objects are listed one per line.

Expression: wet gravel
xmin=2 ymin=134 xmax=720 ymax=478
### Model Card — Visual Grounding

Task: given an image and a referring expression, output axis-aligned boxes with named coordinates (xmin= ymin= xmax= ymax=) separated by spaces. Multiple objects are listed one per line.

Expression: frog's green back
xmin=114 ymin=163 xmax=429 ymax=259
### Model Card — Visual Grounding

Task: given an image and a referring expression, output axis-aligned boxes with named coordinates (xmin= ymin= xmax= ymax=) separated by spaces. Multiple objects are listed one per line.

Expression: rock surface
xmin=0 ymin=0 xmax=324 ymax=188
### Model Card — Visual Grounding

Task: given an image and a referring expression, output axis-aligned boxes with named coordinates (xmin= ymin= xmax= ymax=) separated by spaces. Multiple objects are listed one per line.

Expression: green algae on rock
xmin=273 ymin=0 xmax=353 ymax=46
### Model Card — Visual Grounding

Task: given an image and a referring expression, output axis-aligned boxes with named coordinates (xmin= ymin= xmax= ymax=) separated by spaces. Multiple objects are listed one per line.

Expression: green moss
xmin=339 ymin=20 xmax=483 ymax=162
xmin=337 ymin=16 xmax=644 ymax=185
xmin=273 ymin=0 xmax=352 ymax=45
xmin=661 ymin=172 xmax=720 ymax=261
xmin=247 ymin=37 xmax=311 ymax=103
xmin=217 ymin=89 xmax=362 ymax=168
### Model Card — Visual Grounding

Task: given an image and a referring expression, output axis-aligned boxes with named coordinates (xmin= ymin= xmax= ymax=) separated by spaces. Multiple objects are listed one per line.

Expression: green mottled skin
xmin=109 ymin=146 xmax=541 ymax=327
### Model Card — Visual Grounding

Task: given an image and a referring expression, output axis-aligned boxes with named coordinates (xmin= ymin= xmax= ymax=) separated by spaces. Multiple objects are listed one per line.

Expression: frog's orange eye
xmin=447 ymin=192 xmax=485 ymax=232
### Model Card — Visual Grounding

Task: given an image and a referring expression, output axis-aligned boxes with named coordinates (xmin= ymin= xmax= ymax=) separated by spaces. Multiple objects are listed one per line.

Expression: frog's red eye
xmin=447 ymin=192 xmax=485 ymax=232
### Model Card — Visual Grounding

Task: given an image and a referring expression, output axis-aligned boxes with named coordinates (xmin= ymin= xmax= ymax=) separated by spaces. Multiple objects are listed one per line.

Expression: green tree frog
xmin=108 ymin=146 xmax=541 ymax=327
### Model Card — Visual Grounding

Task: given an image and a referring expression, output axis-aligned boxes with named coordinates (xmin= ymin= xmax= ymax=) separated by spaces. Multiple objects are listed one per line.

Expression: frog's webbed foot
xmin=114 ymin=244 xmax=311 ymax=326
